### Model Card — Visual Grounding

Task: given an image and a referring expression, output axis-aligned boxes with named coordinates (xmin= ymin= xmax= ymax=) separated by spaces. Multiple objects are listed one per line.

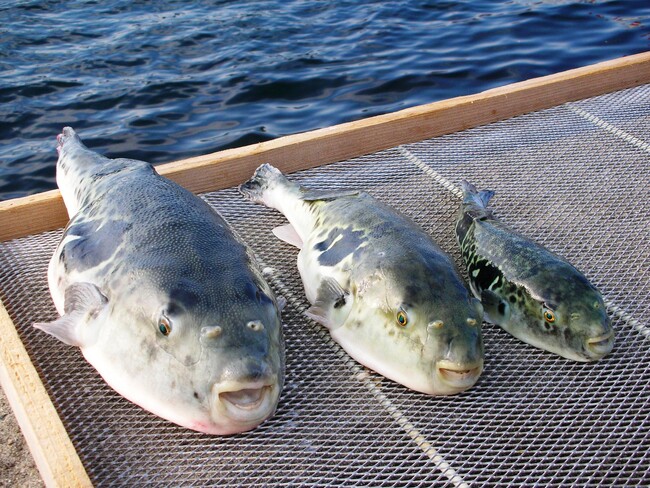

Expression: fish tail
xmin=57 ymin=127 xmax=106 ymax=173
xmin=456 ymin=181 xmax=495 ymax=243
xmin=56 ymin=127 xmax=125 ymax=217
xmin=240 ymin=164 xmax=317 ymax=240
xmin=57 ymin=126 xmax=83 ymax=153
xmin=239 ymin=164 xmax=302 ymax=210
xmin=460 ymin=180 xmax=495 ymax=209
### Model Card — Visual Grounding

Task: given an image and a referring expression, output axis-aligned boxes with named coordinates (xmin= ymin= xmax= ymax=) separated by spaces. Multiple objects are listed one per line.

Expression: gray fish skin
xmin=240 ymin=164 xmax=484 ymax=396
xmin=35 ymin=128 xmax=285 ymax=435
xmin=455 ymin=181 xmax=614 ymax=361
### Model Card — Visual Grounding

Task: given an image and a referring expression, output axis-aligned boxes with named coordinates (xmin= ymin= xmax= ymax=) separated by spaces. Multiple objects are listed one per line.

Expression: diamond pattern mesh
xmin=1 ymin=84 xmax=649 ymax=487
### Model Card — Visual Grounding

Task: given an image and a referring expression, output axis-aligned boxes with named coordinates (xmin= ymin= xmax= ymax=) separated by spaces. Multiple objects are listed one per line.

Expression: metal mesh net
xmin=1 ymin=83 xmax=649 ymax=487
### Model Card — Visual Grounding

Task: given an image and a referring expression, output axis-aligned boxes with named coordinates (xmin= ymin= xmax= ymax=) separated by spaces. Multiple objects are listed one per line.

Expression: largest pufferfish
xmin=35 ymin=127 xmax=285 ymax=435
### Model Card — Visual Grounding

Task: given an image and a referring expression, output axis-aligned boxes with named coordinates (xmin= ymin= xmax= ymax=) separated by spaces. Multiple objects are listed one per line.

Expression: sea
xmin=1 ymin=0 xmax=649 ymax=201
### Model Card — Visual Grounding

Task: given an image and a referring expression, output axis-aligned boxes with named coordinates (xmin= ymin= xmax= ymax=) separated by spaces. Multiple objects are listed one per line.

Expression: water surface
xmin=1 ymin=0 xmax=649 ymax=200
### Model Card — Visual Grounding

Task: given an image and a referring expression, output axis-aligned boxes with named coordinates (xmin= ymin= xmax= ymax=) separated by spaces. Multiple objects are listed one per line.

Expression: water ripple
xmin=0 ymin=0 xmax=649 ymax=199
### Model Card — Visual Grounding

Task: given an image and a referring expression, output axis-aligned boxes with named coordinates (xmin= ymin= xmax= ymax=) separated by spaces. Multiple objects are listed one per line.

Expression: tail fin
xmin=56 ymin=127 xmax=123 ymax=218
xmin=238 ymin=164 xmax=291 ymax=205
xmin=57 ymin=126 xmax=85 ymax=154
xmin=460 ymin=181 xmax=495 ymax=209
xmin=239 ymin=163 xmax=307 ymax=214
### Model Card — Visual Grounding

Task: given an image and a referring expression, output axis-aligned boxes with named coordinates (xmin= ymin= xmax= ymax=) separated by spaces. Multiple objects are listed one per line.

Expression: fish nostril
xmin=428 ymin=320 xmax=444 ymax=331
xmin=247 ymin=320 xmax=264 ymax=332
xmin=202 ymin=325 xmax=222 ymax=339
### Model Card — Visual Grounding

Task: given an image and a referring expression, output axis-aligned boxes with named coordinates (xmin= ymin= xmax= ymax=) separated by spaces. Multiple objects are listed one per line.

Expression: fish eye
xmin=543 ymin=309 xmax=555 ymax=324
xmin=593 ymin=301 xmax=601 ymax=310
xmin=158 ymin=315 xmax=172 ymax=336
xmin=396 ymin=310 xmax=408 ymax=327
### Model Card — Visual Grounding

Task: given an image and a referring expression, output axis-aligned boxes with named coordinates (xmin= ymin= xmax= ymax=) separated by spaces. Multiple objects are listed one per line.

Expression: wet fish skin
xmin=35 ymin=128 xmax=285 ymax=435
xmin=455 ymin=181 xmax=614 ymax=361
xmin=240 ymin=164 xmax=484 ymax=395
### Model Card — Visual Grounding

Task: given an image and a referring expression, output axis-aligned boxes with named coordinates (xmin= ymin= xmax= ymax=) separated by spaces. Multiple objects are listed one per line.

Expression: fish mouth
xmin=435 ymin=360 xmax=483 ymax=393
xmin=586 ymin=330 xmax=615 ymax=358
xmin=221 ymin=386 xmax=272 ymax=410
xmin=212 ymin=377 xmax=279 ymax=429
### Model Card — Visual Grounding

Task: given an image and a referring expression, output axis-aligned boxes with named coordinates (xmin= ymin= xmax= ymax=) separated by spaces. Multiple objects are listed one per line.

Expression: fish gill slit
xmin=255 ymin=254 xmax=468 ymax=487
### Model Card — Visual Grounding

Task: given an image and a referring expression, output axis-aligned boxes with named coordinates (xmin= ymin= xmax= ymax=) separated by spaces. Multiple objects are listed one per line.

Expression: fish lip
xmin=435 ymin=360 xmax=483 ymax=392
xmin=585 ymin=330 xmax=615 ymax=357
xmin=212 ymin=377 xmax=279 ymax=426
xmin=221 ymin=385 xmax=271 ymax=411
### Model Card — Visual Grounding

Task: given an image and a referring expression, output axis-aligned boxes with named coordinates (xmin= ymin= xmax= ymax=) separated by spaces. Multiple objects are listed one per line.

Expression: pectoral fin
xmin=272 ymin=224 xmax=303 ymax=249
xmin=34 ymin=282 xmax=107 ymax=347
xmin=305 ymin=277 xmax=350 ymax=330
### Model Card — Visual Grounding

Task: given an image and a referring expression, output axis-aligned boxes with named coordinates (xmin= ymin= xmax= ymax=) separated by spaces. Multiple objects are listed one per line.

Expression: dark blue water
xmin=1 ymin=1 xmax=649 ymax=201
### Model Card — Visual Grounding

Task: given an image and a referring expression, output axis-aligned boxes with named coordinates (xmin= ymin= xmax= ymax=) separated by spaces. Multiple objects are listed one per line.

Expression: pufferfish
xmin=240 ymin=164 xmax=484 ymax=395
xmin=35 ymin=128 xmax=285 ymax=435
xmin=456 ymin=181 xmax=614 ymax=361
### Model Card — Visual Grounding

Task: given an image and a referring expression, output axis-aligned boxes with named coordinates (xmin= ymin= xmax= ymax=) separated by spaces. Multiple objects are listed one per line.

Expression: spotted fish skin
xmin=35 ymin=128 xmax=285 ymax=435
xmin=455 ymin=181 xmax=614 ymax=361
xmin=240 ymin=164 xmax=484 ymax=396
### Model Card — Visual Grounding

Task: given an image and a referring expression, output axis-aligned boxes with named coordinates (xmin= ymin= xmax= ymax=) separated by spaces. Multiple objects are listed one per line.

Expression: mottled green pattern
xmin=456 ymin=181 xmax=614 ymax=361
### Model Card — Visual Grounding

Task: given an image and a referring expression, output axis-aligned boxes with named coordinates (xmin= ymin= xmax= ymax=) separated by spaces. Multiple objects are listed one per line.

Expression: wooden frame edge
xmin=1 ymin=51 xmax=649 ymax=244
xmin=0 ymin=300 xmax=92 ymax=487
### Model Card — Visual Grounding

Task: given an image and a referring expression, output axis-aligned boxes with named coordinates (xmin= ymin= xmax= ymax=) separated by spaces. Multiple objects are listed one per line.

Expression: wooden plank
xmin=0 ymin=300 xmax=92 ymax=487
xmin=1 ymin=50 xmax=649 ymax=242
xmin=0 ymin=189 xmax=68 ymax=242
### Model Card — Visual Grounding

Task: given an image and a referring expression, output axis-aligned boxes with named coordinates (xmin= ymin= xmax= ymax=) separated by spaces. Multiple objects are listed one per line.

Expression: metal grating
xmin=1 ymin=83 xmax=649 ymax=487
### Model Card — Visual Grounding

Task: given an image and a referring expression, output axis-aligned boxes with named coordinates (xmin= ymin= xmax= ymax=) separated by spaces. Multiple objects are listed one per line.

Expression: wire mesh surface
xmin=1 ymin=84 xmax=649 ymax=487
